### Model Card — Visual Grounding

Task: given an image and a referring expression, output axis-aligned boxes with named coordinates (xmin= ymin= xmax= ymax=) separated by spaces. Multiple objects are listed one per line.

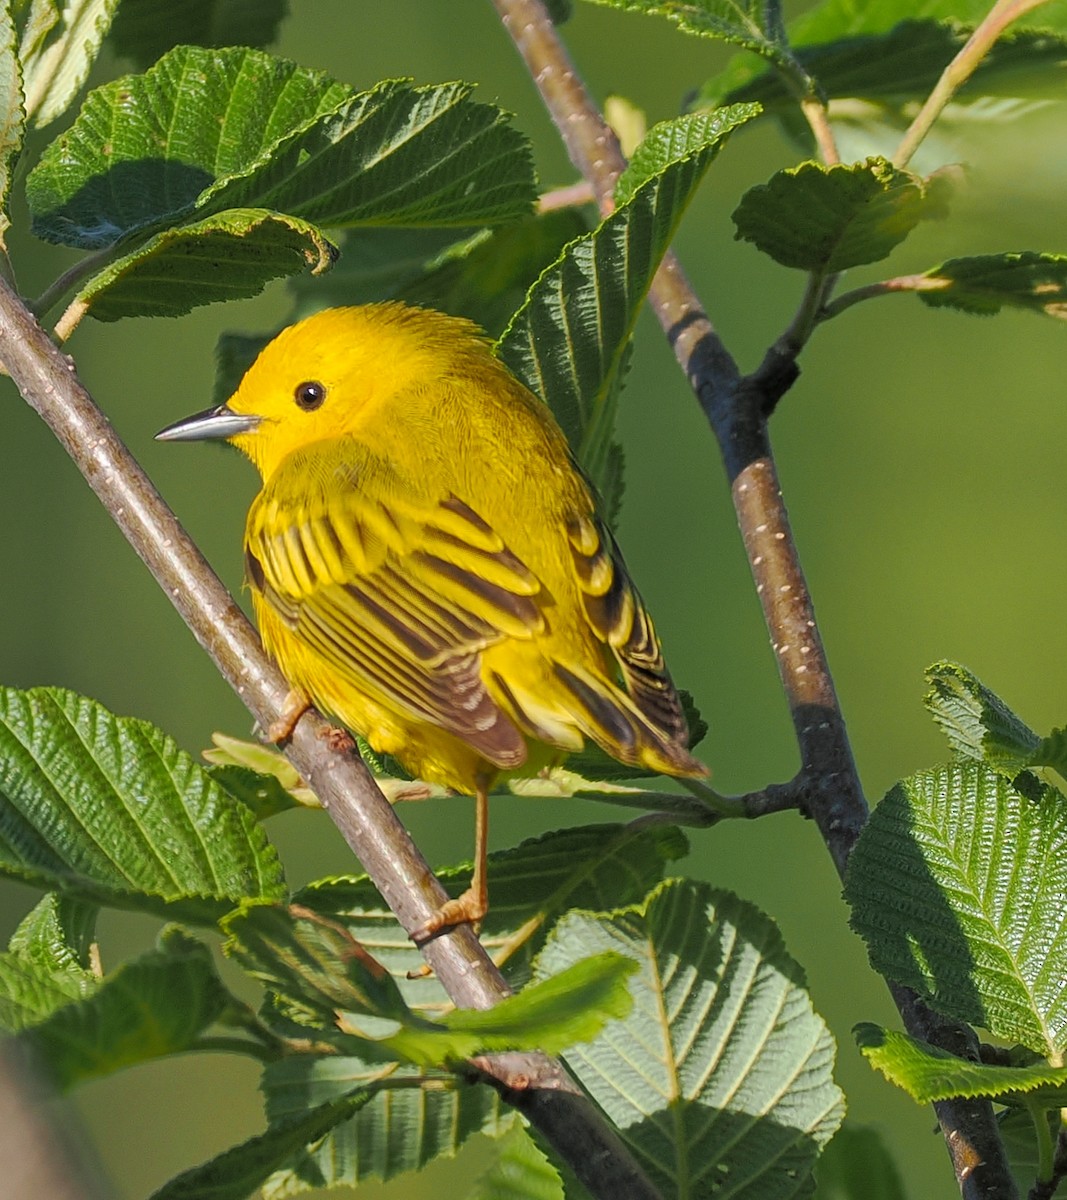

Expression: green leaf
xmin=0 ymin=3 xmax=23 ymax=241
xmin=788 ymin=0 xmax=1067 ymax=45
xmin=261 ymin=1056 xmax=513 ymax=1195
xmin=703 ymin=20 xmax=1067 ymax=111
xmin=75 ymin=208 xmax=336 ymax=321
xmin=22 ymin=928 xmax=231 ymax=1088
xmin=110 ymin=0 xmax=289 ymax=71
xmin=814 ymin=1124 xmax=907 ymax=1200
xmin=578 ymin=0 xmax=795 ymax=70
xmin=223 ymin=902 xmax=411 ymax=1036
xmin=148 ymin=1093 xmax=369 ymax=1200
xmin=535 ymin=879 xmax=844 ymax=1198
xmin=615 ymin=104 xmax=761 ymax=204
xmin=498 ymin=105 xmax=757 ymax=494
xmin=855 ymin=1023 xmax=1067 ymax=1104
xmin=0 ymin=687 xmax=286 ymax=922
xmin=917 ymin=252 xmax=1067 ymax=320
xmin=19 ymin=0 xmax=117 ymax=127
xmin=225 ymin=901 xmax=636 ymax=1065
xmin=924 ymin=661 xmax=1041 ymax=769
xmin=468 ymin=1123 xmax=564 ymax=1200
xmin=295 ymin=822 xmax=689 ymax=997
xmin=0 ymin=895 xmax=99 ymax=1031
xmin=733 ymin=157 xmax=930 ymax=272
xmin=29 ymin=51 xmax=535 ymax=248
xmin=845 ymin=763 xmax=1067 ymax=1055
xmin=999 ymin=1107 xmax=1067 ymax=1200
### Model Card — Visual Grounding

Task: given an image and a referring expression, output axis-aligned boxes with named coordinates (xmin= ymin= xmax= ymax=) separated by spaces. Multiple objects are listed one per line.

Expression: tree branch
xmin=491 ymin=1 xmax=1019 ymax=1196
xmin=0 ymin=277 xmax=663 ymax=1200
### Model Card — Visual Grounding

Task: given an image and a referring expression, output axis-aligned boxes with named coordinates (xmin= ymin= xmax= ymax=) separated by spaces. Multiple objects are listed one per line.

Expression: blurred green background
xmin=3 ymin=1 xmax=1066 ymax=1196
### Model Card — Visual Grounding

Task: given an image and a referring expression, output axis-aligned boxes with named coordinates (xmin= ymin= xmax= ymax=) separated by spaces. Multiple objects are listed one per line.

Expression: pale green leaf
xmin=22 ymin=928 xmax=231 ymax=1088
xmin=498 ymin=106 xmax=757 ymax=493
xmin=8 ymin=891 xmax=96 ymax=971
xmin=0 ymin=3 xmax=23 ymax=240
xmin=579 ymin=0 xmax=795 ymax=69
xmin=814 ymin=1124 xmax=906 ymax=1200
xmin=204 ymin=734 xmax=319 ymax=813
xmin=918 ymin=252 xmax=1067 ymax=319
xmin=110 ymin=0 xmax=288 ymax=70
xmin=295 ymin=822 xmax=689 ymax=1001
xmin=788 ymin=0 xmax=1067 ymax=45
xmin=75 ymin=208 xmax=336 ymax=321
xmin=148 ymin=1093 xmax=369 ymax=1200
xmin=535 ymin=879 xmax=844 ymax=1198
xmin=845 ymin=763 xmax=1067 ymax=1055
xmin=855 ymin=1022 xmax=1067 ymax=1103
xmin=733 ymin=157 xmax=930 ymax=272
xmin=924 ymin=661 xmax=1041 ymax=769
xmin=262 ymin=1055 xmax=512 ymax=1194
xmin=0 ymin=687 xmax=286 ymax=921
xmin=468 ymin=1123 xmax=564 ymax=1200
xmin=20 ymin=0 xmax=116 ymax=126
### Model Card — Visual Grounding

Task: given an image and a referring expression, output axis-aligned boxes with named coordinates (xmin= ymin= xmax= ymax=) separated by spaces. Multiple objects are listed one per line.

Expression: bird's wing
xmin=565 ymin=513 xmax=691 ymax=752
xmin=245 ymin=452 xmax=544 ymax=768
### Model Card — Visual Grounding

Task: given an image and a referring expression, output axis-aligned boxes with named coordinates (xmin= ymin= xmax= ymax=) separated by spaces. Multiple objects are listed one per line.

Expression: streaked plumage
xmin=158 ymin=303 xmax=705 ymax=937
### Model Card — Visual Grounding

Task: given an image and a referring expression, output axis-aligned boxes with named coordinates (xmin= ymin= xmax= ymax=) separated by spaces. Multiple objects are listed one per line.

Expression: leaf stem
xmin=538 ymin=180 xmax=596 ymax=211
xmin=31 ymin=246 xmax=117 ymax=323
xmin=893 ymin=0 xmax=1053 ymax=168
xmin=1027 ymin=1097 xmax=1055 ymax=1183
xmin=821 ymin=274 xmax=943 ymax=319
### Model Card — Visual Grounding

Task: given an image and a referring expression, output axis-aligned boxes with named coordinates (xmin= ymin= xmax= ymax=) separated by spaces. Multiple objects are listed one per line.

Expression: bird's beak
xmin=155 ymin=403 xmax=261 ymax=443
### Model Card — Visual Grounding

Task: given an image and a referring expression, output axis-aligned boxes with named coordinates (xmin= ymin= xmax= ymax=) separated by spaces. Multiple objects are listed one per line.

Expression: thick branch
xmin=492 ymin=2 xmax=1019 ymax=1196
xmin=0 ymin=279 xmax=662 ymax=1200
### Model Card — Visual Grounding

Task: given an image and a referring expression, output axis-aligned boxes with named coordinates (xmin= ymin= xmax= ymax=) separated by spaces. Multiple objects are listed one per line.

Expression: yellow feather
xmin=160 ymin=302 xmax=706 ymax=932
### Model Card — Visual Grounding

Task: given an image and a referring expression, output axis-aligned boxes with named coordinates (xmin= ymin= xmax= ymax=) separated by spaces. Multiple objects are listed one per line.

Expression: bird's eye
xmin=294 ymin=380 xmax=326 ymax=411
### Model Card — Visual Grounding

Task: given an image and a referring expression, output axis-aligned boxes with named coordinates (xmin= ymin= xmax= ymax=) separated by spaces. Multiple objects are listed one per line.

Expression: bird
xmin=157 ymin=303 xmax=707 ymax=941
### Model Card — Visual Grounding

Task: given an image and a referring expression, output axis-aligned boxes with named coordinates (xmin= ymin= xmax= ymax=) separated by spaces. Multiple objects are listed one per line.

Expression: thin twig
xmin=538 ymin=180 xmax=596 ymax=212
xmin=894 ymin=0 xmax=1052 ymax=168
xmin=0 ymin=277 xmax=664 ymax=1200
xmin=492 ymin=2 xmax=1020 ymax=1196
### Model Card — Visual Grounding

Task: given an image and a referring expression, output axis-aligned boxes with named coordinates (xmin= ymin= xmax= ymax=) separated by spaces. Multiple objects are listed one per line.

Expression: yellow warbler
xmin=158 ymin=303 xmax=706 ymax=939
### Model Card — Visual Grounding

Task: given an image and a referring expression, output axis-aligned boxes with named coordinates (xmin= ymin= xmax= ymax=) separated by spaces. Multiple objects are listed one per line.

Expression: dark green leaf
xmin=76 ymin=208 xmax=336 ymax=321
xmin=704 ymin=21 xmax=1067 ymax=111
xmin=20 ymin=0 xmax=117 ymax=127
xmin=917 ymin=252 xmax=1067 ymax=319
xmin=0 ymin=687 xmax=286 ymax=922
xmin=23 ymin=928 xmax=231 ymax=1088
xmin=536 ymin=879 xmax=844 ymax=1197
xmin=733 ymin=157 xmax=930 ymax=272
xmin=222 ymin=902 xmax=411 ymax=1034
xmin=9 ymin=892 xmax=96 ymax=972
xmin=110 ymin=0 xmax=288 ymax=70
xmin=262 ymin=1055 xmax=512 ymax=1194
xmin=855 ymin=1022 xmax=1067 ymax=1103
xmin=148 ymin=1093 xmax=369 ymax=1200
xmin=814 ymin=1124 xmax=906 ymax=1200
xmin=498 ymin=106 xmax=757 ymax=494
xmin=846 ymin=763 xmax=1067 ymax=1054
xmin=28 ymin=48 xmax=536 ymax=313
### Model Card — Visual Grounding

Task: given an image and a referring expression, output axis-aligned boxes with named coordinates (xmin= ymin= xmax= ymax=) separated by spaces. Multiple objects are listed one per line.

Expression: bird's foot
xmin=411 ymin=887 xmax=487 ymax=945
xmin=268 ymin=687 xmax=312 ymax=743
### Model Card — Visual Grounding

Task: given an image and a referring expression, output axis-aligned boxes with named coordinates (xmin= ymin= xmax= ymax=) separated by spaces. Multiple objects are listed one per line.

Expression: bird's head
xmin=156 ymin=303 xmax=488 ymax=480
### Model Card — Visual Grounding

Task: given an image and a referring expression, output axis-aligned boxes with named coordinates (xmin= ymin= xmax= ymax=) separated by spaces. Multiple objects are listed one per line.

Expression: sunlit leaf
xmin=0 ymin=687 xmax=286 ymax=921
xmin=846 ymin=763 xmax=1067 ymax=1054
